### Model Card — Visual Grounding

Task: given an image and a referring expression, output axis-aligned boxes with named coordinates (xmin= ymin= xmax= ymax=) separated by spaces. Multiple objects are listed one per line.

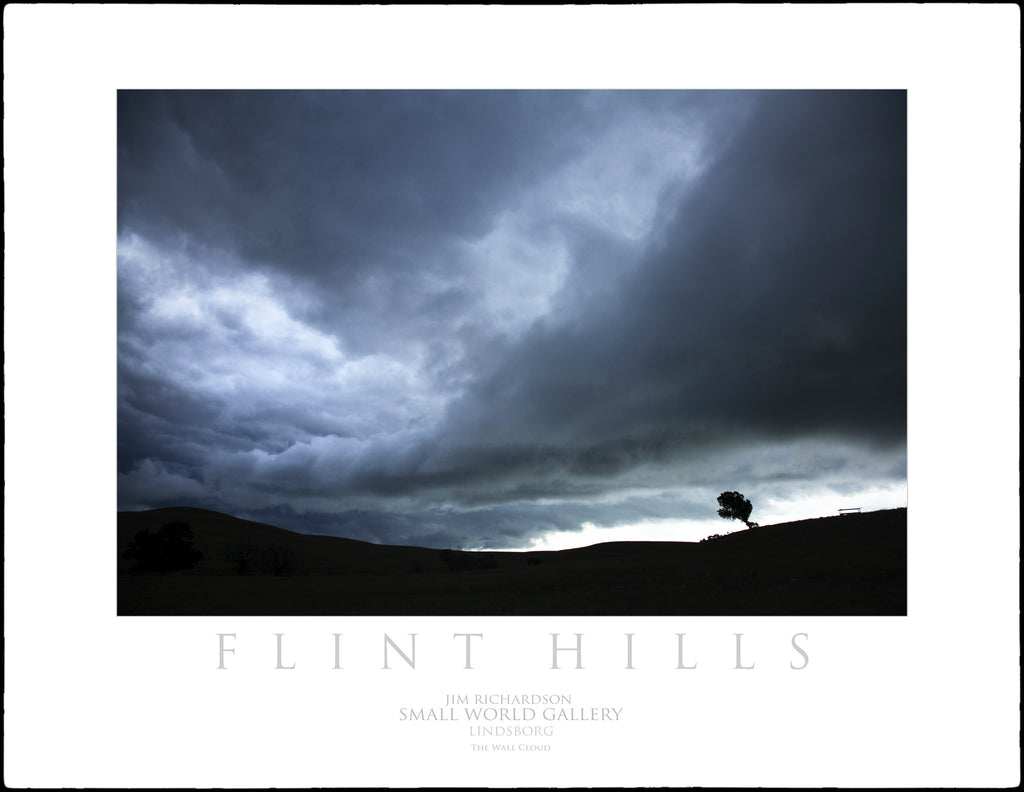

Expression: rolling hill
xmin=117 ymin=507 xmax=907 ymax=616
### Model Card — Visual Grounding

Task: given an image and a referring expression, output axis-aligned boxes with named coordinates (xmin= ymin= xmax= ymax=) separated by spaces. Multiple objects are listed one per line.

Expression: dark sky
xmin=117 ymin=90 xmax=907 ymax=549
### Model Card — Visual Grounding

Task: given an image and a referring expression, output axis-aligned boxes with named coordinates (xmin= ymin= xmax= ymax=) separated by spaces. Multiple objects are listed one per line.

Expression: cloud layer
xmin=118 ymin=90 xmax=906 ymax=548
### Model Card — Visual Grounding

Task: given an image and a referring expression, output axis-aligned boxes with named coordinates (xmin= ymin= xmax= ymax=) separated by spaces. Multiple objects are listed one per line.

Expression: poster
xmin=4 ymin=5 xmax=1019 ymax=788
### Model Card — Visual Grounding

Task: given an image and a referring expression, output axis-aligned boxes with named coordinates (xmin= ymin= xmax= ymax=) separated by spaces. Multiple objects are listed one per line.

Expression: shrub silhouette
xmin=717 ymin=491 xmax=754 ymax=528
xmin=259 ymin=543 xmax=295 ymax=576
xmin=123 ymin=521 xmax=203 ymax=573
xmin=227 ymin=540 xmax=257 ymax=574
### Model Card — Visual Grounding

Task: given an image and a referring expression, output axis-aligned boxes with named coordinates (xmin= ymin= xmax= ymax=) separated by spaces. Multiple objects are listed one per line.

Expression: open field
xmin=118 ymin=507 xmax=906 ymax=616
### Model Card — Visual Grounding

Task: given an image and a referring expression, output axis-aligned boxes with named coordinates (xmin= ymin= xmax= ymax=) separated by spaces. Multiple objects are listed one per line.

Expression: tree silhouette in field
xmin=122 ymin=521 xmax=203 ymax=573
xmin=717 ymin=491 xmax=755 ymax=528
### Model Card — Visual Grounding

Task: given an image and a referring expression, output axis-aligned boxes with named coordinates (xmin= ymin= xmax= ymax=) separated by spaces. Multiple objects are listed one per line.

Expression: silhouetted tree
xmin=123 ymin=521 xmax=203 ymax=573
xmin=717 ymin=491 xmax=754 ymax=528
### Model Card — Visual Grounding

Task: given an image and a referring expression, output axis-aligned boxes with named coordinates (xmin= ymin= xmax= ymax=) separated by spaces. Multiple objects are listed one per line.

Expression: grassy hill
xmin=117 ymin=507 xmax=906 ymax=616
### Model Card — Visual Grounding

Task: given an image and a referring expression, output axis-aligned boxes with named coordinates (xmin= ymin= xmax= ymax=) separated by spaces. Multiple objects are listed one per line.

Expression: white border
xmin=4 ymin=5 xmax=1020 ymax=788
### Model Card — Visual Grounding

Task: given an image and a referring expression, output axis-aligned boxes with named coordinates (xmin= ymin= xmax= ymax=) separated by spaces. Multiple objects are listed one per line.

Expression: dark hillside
xmin=118 ymin=507 xmax=906 ymax=616
xmin=118 ymin=507 xmax=461 ymax=576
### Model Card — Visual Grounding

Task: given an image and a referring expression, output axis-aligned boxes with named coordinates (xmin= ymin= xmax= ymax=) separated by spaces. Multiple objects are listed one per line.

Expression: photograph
xmin=6 ymin=6 xmax=1018 ymax=789
xmin=117 ymin=89 xmax=908 ymax=617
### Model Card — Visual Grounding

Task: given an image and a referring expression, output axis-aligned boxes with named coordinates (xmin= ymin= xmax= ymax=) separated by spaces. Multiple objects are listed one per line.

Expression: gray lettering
xmin=734 ymin=632 xmax=755 ymax=669
xmin=550 ymin=633 xmax=584 ymax=670
xmin=790 ymin=632 xmax=809 ymax=670
xmin=275 ymin=633 xmax=296 ymax=669
xmin=676 ymin=633 xmax=697 ymax=669
xmin=383 ymin=633 xmax=417 ymax=669
xmin=216 ymin=633 xmax=235 ymax=670
xmin=453 ymin=633 xmax=483 ymax=669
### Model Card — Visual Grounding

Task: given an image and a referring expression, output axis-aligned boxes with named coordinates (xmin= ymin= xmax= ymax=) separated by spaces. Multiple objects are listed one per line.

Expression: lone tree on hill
xmin=123 ymin=521 xmax=203 ymax=573
xmin=717 ymin=491 xmax=755 ymax=528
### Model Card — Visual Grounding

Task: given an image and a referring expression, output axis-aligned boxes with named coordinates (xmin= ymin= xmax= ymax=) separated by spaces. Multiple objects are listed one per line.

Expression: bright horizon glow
xmin=519 ymin=517 xmax=727 ymax=552
xmin=482 ymin=483 xmax=909 ymax=552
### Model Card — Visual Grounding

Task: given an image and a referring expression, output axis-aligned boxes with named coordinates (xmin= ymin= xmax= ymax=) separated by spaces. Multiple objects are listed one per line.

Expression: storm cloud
xmin=118 ymin=90 xmax=906 ymax=549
